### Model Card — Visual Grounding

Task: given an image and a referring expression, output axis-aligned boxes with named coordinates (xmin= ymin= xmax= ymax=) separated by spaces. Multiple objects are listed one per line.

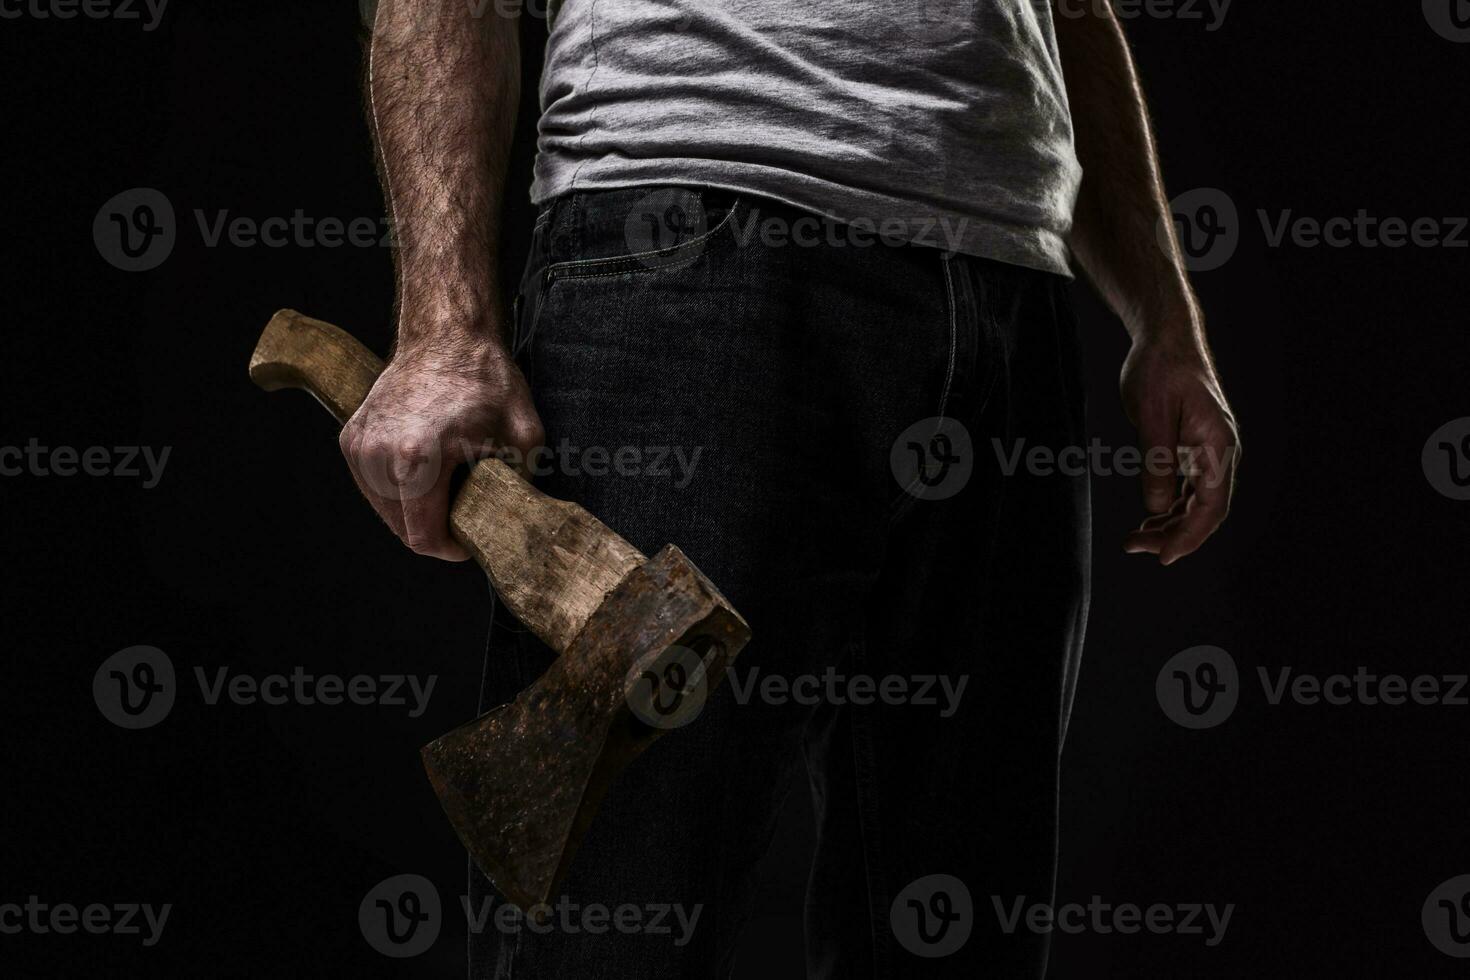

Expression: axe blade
xmin=420 ymin=544 xmax=749 ymax=910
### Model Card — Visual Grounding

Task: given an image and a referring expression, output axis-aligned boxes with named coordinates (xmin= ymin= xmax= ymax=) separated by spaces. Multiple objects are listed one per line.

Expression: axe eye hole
xmin=621 ymin=633 xmax=731 ymax=739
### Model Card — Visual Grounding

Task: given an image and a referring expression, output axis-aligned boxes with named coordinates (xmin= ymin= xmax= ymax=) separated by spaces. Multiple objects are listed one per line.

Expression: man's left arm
xmin=1051 ymin=2 xmax=1241 ymax=565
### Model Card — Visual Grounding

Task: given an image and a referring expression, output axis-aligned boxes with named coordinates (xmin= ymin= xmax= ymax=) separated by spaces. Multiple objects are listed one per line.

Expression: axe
xmin=248 ymin=309 xmax=750 ymax=910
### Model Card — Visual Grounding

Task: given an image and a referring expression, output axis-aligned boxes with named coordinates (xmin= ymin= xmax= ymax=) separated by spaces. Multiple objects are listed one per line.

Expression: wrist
xmin=1125 ymin=284 xmax=1203 ymax=347
xmin=392 ymin=332 xmax=513 ymax=370
xmin=395 ymin=294 xmax=511 ymax=355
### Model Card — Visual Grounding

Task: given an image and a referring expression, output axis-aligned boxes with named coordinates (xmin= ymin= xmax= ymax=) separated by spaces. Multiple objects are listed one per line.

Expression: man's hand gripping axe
xmin=249 ymin=309 xmax=750 ymax=910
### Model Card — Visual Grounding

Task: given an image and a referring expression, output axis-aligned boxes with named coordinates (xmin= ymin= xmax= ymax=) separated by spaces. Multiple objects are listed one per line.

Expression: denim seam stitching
xmin=550 ymin=262 xmax=697 ymax=282
xmin=546 ymin=200 xmax=741 ymax=279
xmin=847 ymin=637 xmax=891 ymax=976
xmin=937 ymin=254 xmax=959 ymax=420
xmin=884 ymin=255 xmax=963 ymax=519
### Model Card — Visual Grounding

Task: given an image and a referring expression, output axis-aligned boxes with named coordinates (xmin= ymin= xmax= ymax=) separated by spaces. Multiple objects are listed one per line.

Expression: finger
xmin=400 ymin=459 xmax=470 ymax=561
xmin=374 ymin=437 xmax=469 ymax=561
xmin=1136 ymin=398 xmax=1181 ymax=515
xmin=1139 ymin=503 xmax=1185 ymax=531
xmin=1157 ymin=427 xmax=1237 ymax=565
xmin=1155 ymin=492 xmax=1225 ymax=565
xmin=1123 ymin=486 xmax=1188 ymax=554
xmin=341 ymin=428 xmax=409 ymax=541
xmin=1124 ymin=507 xmax=1187 ymax=554
xmin=498 ymin=404 xmax=546 ymax=480
xmin=1123 ymin=528 xmax=1167 ymax=555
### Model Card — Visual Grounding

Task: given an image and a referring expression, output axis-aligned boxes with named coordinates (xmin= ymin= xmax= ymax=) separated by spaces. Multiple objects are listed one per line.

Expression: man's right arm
xmin=340 ymin=0 xmax=544 ymax=561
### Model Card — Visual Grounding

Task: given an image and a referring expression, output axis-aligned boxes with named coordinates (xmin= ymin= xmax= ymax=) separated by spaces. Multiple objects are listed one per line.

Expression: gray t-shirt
xmin=532 ymin=1 xmax=1081 ymax=277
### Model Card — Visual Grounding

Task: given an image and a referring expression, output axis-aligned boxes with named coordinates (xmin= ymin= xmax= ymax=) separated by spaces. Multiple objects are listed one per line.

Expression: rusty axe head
xmin=421 ymin=543 xmax=747 ymax=911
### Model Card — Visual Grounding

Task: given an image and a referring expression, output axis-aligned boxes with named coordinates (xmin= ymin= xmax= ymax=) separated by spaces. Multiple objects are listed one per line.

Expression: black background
xmin=5 ymin=1 xmax=1468 ymax=976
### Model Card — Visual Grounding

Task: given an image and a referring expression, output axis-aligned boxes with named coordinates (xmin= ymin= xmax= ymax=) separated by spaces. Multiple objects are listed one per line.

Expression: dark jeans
xmin=469 ymin=186 xmax=1090 ymax=978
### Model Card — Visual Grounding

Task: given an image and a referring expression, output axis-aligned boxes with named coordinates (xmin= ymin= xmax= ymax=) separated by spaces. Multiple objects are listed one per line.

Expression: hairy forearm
xmin=366 ymin=0 xmax=520 ymax=356
xmin=1053 ymin=3 xmax=1200 ymax=346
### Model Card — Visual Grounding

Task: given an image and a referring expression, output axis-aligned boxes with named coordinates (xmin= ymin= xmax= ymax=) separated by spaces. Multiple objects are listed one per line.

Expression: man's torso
xmin=532 ymin=0 xmax=1082 ymax=276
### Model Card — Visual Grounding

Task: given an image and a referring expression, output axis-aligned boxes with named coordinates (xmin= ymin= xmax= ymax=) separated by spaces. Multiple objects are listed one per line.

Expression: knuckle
xmin=358 ymin=430 xmax=396 ymax=460
xmin=506 ymin=409 xmax=545 ymax=449
xmin=392 ymin=434 xmax=437 ymax=464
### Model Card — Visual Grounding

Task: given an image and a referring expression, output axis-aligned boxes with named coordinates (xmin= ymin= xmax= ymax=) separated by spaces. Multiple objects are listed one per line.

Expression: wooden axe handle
xmin=249 ymin=309 xmax=645 ymax=653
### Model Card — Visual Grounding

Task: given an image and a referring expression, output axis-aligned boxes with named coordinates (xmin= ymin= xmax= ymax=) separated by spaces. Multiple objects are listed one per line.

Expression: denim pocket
xmin=950 ymin=253 xmax=1008 ymax=420
xmin=545 ymin=188 xmax=745 ymax=282
xmin=512 ymin=206 xmax=559 ymax=357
